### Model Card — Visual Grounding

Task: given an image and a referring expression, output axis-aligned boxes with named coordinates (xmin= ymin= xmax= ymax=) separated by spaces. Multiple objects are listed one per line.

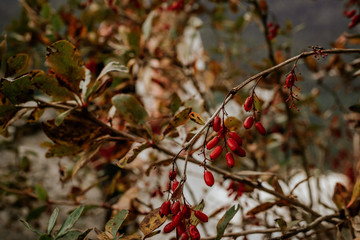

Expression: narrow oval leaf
xmin=56 ymin=230 xmax=82 ymax=240
xmin=55 ymin=205 xmax=85 ymax=238
xmin=189 ymin=112 xmax=205 ymax=125
xmin=163 ymin=107 xmax=192 ymax=135
xmin=190 ymin=200 xmax=205 ymax=226
xmin=332 ymin=182 xmax=350 ymax=209
xmin=216 ymin=205 xmax=239 ymax=240
xmin=96 ymin=61 xmax=128 ymax=81
xmin=224 ymin=116 xmax=242 ymax=131
xmin=347 ymin=179 xmax=360 ymax=208
xmin=105 ymin=209 xmax=129 ymax=238
xmin=246 ymin=202 xmax=275 ymax=216
xmin=55 ymin=109 xmax=73 ymax=127
xmin=117 ymin=142 xmax=150 ymax=168
xmin=139 ymin=208 xmax=166 ymax=236
xmin=46 ymin=40 xmax=85 ymax=94
xmin=35 ymin=184 xmax=48 ymax=201
xmin=47 ymin=208 xmax=59 ymax=234
xmin=169 ymin=93 xmax=181 ymax=114
xmin=112 ymin=94 xmax=149 ymax=125
xmin=275 ymin=218 xmax=287 ymax=234
xmin=20 ymin=219 xmax=43 ymax=235
xmin=6 ymin=53 xmax=29 ymax=77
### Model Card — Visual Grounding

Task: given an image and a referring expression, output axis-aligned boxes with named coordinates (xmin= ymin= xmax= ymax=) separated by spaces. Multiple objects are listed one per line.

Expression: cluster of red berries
xmin=344 ymin=9 xmax=360 ymax=28
xmin=207 ymin=116 xmax=246 ymax=168
xmin=267 ymin=22 xmax=279 ymax=40
xmin=159 ymin=171 xmax=208 ymax=240
xmin=243 ymin=96 xmax=267 ymax=135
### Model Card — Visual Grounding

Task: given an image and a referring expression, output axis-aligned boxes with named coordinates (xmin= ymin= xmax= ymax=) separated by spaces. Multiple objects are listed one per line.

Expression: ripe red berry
xmin=243 ymin=116 xmax=254 ymax=129
xmin=228 ymin=131 xmax=242 ymax=146
xmin=189 ymin=225 xmax=200 ymax=240
xmin=227 ymin=138 xmax=239 ymax=152
xmin=234 ymin=147 xmax=246 ymax=157
xmin=172 ymin=212 xmax=183 ymax=227
xmin=180 ymin=232 xmax=189 ymax=240
xmin=181 ymin=204 xmax=191 ymax=218
xmin=169 ymin=170 xmax=177 ymax=180
xmin=213 ymin=116 xmax=221 ymax=132
xmin=346 ymin=9 xmax=356 ymax=18
xmin=172 ymin=180 xmax=179 ymax=192
xmin=159 ymin=200 xmax=171 ymax=217
xmin=204 ymin=170 xmax=215 ymax=187
xmin=163 ymin=222 xmax=176 ymax=233
xmin=217 ymin=126 xmax=227 ymax=138
xmin=177 ymin=221 xmax=186 ymax=236
xmin=171 ymin=200 xmax=181 ymax=215
xmin=244 ymin=96 xmax=254 ymax=112
xmin=255 ymin=122 xmax=267 ymax=135
xmin=206 ymin=136 xmax=220 ymax=150
xmin=210 ymin=145 xmax=223 ymax=160
xmin=194 ymin=210 xmax=209 ymax=222
xmin=226 ymin=152 xmax=235 ymax=168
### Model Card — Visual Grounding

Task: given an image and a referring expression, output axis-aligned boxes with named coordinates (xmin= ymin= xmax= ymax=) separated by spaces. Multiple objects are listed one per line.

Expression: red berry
xmin=234 ymin=147 xmax=246 ymax=157
xmin=228 ymin=131 xmax=242 ymax=146
xmin=171 ymin=201 xmax=181 ymax=215
xmin=194 ymin=210 xmax=209 ymax=222
xmin=172 ymin=212 xmax=183 ymax=227
xmin=244 ymin=96 xmax=254 ymax=112
xmin=204 ymin=170 xmax=215 ymax=187
xmin=346 ymin=9 xmax=356 ymax=18
xmin=172 ymin=180 xmax=179 ymax=192
xmin=210 ymin=145 xmax=223 ymax=160
xmin=163 ymin=222 xmax=176 ymax=233
xmin=177 ymin=221 xmax=186 ymax=236
xmin=159 ymin=200 xmax=171 ymax=217
xmin=217 ymin=126 xmax=227 ymax=138
xmin=227 ymin=138 xmax=239 ymax=152
xmin=189 ymin=225 xmax=200 ymax=240
xmin=180 ymin=232 xmax=189 ymax=240
xmin=255 ymin=122 xmax=267 ymax=135
xmin=181 ymin=204 xmax=191 ymax=218
xmin=206 ymin=136 xmax=220 ymax=150
xmin=169 ymin=170 xmax=177 ymax=180
xmin=243 ymin=116 xmax=254 ymax=129
xmin=213 ymin=116 xmax=221 ymax=132
xmin=226 ymin=152 xmax=235 ymax=168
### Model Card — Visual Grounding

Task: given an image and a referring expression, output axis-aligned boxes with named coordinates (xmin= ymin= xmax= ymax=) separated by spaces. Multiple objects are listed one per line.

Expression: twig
xmin=201 ymin=227 xmax=281 ymax=240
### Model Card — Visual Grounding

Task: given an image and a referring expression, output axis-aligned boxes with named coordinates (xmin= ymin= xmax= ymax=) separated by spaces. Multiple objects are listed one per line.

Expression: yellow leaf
xmin=224 ymin=116 xmax=242 ymax=131
xmin=139 ymin=208 xmax=166 ymax=236
xmin=189 ymin=112 xmax=205 ymax=125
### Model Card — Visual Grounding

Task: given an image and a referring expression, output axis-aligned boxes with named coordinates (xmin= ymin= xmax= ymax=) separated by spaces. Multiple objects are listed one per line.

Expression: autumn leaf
xmin=139 ymin=208 xmax=166 ymax=237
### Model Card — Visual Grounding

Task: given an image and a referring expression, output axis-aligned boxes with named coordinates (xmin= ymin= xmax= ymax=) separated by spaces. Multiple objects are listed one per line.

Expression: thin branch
xmin=201 ymin=227 xmax=281 ymax=240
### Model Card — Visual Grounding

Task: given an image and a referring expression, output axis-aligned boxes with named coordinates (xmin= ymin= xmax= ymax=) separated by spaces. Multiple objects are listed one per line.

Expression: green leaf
xmin=56 ymin=230 xmax=82 ymax=240
xmin=48 ymin=208 xmax=59 ymax=234
xmin=5 ymin=53 xmax=29 ymax=77
xmin=20 ymin=219 xmax=43 ymax=235
xmin=0 ymin=37 xmax=7 ymax=76
xmin=51 ymin=13 xmax=64 ymax=32
xmin=117 ymin=142 xmax=151 ymax=168
xmin=169 ymin=93 xmax=181 ymax=114
xmin=26 ymin=205 xmax=47 ymax=222
xmin=38 ymin=234 xmax=53 ymax=240
xmin=31 ymin=70 xmax=74 ymax=101
xmin=41 ymin=3 xmax=51 ymax=19
xmin=55 ymin=205 xmax=84 ymax=238
xmin=0 ymin=104 xmax=19 ymax=126
xmin=215 ymin=205 xmax=239 ymax=240
xmin=163 ymin=107 xmax=192 ymax=135
xmin=55 ymin=109 xmax=74 ymax=127
xmin=46 ymin=40 xmax=85 ymax=94
xmin=44 ymin=143 xmax=82 ymax=158
xmin=35 ymin=184 xmax=48 ymax=201
xmin=275 ymin=218 xmax=287 ymax=234
xmin=112 ymin=94 xmax=149 ymax=125
xmin=105 ymin=209 xmax=129 ymax=238
xmin=1 ymin=74 xmax=34 ymax=104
